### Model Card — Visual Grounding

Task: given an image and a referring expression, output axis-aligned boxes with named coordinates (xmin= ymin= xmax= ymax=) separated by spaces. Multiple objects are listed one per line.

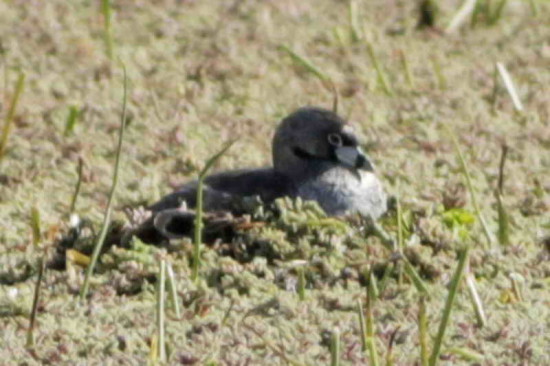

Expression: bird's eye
xmin=327 ymin=133 xmax=343 ymax=147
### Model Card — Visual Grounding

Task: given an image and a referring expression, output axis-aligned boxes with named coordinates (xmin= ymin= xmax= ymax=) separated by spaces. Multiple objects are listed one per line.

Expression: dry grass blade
xmin=80 ymin=64 xmax=128 ymax=300
xmin=192 ymin=140 xmax=236 ymax=282
xmin=509 ymin=273 xmax=524 ymax=302
xmin=465 ymin=271 xmax=486 ymax=327
xmin=445 ymin=0 xmax=477 ymax=34
xmin=429 ymin=247 xmax=470 ymax=366
xmin=0 ymin=71 xmax=25 ymax=163
xmin=496 ymin=62 xmax=523 ymax=112
xmin=26 ymin=257 xmax=45 ymax=348
xmin=166 ymin=262 xmax=181 ymax=319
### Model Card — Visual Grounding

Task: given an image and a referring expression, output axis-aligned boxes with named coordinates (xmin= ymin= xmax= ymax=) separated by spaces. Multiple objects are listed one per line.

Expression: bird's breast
xmin=296 ymin=168 xmax=387 ymax=218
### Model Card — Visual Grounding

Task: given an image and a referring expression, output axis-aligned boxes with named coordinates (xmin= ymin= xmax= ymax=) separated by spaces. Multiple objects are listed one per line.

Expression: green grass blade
xmin=192 ymin=140 xmax=236 ymax=282
xmin=429 ymin=247 xmax=470 ymax=366
xmin=157 ymin=258 xmax=167 ymax=362
xmin=64 ymin=105 xmax=80 ymax=136
xmin=396 ymin=190 xmax=404 ymax=252
xmin=80 ymin=63 xmax=128 ymax=300
xmin=330 ymin=328 xmax=340 ymax=366
xmin=279 ymin=45 xmax=339 ymax=112
xmin=396 ymin=185 xmax=429 ymax=295
xmin=489 ymin=0 xmax=508 ymax=25
xmin=30 ymin=206 xmax=41 ymax=247
xmin=0 ymin=71 xmax=25 ymax=163
xmin=26 ymin=257 xmax=45 ymax=348
xmin=528 ymin=0 xmax=539 ymax=16
xmin=101 ymin=0 xmax=114 ymax=60
xmin=385 ymin=328 xmax=399 ymax=366
xmin=496 ymin=192 xmax=510 ymax=245
xmin=69 ymin=157 xmax=84 ymax=215
xmin=418 ymin=0 xmax=438 ymax=29
xmin=444 ymin=347 xmax=484 ymax=362
xmin=431 ymin=57 xmax=447 ymax=90
xmin=280 ymin=45 xmax=329 ymax=83
xmin=496 ymin=144 xmax=510 ymax=245
xmin=418 ymin=296 xmax=429 ymax=366
xmin=399 ymin=50 xmax=416 ymax=89
xmin=349 ymin=0 xmax=361 ymax=42
xmin=357 ymin=299 xmax=367 ymax=352
xmin=446 ymin=127 xmax=494 ymax=247
xmin=366 ymin=275 xmax=380 ymax=366
xmin=377 ymin=262 xmax=393 ymax=295
xmin=297 ymin=267 xmax=306 ymax=301
xmin=366 ymin=42 xmax=393 ymax=96
xmin=403 ymin=257 xmax=429 ymax=295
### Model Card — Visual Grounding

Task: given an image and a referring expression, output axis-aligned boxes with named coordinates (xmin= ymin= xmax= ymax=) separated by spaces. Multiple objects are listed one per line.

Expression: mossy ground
xmin=1 ymin=1 xmax=549 ymax=364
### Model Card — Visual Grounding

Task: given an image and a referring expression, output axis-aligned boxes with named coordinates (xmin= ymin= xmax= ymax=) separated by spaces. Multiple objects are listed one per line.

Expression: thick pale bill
xmin=336 ymin=146 xmax=374 ymax=171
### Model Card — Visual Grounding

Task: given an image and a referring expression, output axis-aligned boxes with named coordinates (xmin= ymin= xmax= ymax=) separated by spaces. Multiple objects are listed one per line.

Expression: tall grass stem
xmin=418 ymin=296 xmax=429 ymax=366
xmin=80 ymin=64 xmax=128 ymax=300
xmin=26 ymin=257 xmax=45 ymax=348
xmin=330 ymin=328 xmax=341 ymax=366
xmin=429 ymin=247 xmax=470 ymax=366
xmin=366 ymin=276 xmax=380 ymax=366
xmin=192 ymin=140 xmax=235 ymax=282
xmin=69 ymin=157 xmax=84 ymax=215
xmin=447 ymin=127 xmax=494 ymax=247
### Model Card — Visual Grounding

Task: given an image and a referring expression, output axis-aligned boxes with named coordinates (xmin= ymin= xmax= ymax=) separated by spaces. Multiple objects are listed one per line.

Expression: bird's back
xmin=148 ymin=168 xmax=295 ymax=213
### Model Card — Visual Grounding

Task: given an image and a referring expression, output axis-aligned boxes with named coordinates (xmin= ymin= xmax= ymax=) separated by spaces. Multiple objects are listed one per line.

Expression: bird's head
xmin=272 ymin=107 xmax=375 ymax=179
